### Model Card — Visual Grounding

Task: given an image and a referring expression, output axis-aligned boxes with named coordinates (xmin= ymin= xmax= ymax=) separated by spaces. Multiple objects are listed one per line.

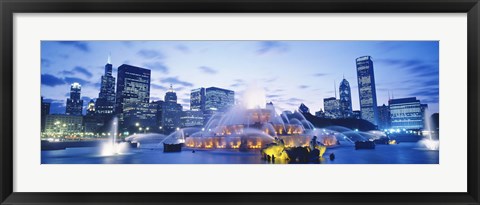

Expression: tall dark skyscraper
xmin=162 ymin=85 xmax=183 ymax=132
xmin=356 ymin=56 xmax=379 ymax=125
xmin=65 ymin=82 xmax=83 ymax=116
xmin=95 ymin=56 xmax=116 ymax=121
xmin=190 ymin=87 xmax=206 ymax=112
xmin=339 ymin=78 xmax=353 ymax=118
xmin=41 ymin=97 xmax=51 ymax=132
xmin=115 ymin=64 xmax=151 ymax=125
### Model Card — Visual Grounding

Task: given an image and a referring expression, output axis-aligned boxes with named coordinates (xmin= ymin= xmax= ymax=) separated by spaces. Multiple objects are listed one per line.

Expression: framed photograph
xmin=1 ymin=0 xmax=479 ymax=204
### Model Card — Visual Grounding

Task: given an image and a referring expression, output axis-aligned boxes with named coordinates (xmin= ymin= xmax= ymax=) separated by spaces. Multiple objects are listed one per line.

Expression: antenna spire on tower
xmin=334 ymin=80 xmax=337 ymax=99
xmin=107 ymin=53 xmax=111 ymax=64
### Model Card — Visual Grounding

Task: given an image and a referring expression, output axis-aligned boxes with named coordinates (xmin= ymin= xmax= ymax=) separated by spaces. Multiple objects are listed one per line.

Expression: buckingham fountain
xmin=103 ymin=85 xmax=438 ymax=164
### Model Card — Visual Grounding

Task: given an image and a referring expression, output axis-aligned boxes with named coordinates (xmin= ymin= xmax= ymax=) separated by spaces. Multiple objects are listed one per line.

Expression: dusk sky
xmin=41 ymin=41 xmax=439 ymax=115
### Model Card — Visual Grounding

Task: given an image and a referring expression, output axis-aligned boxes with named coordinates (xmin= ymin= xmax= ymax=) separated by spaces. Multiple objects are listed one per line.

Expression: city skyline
xmin=41 ymin=41 xmax=439 ymax=115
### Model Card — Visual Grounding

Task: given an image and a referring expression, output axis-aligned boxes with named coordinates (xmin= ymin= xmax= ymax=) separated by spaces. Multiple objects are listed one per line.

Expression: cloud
xmin=375 ymin=42 xmax=403 ymax=53
xmin=64 ymin=77 xmax=90 ymax=86
xmin=151 ymin=83 xmax=168 ymax=90
xmin=230 ymin=83 xmax=243 ymax=87
xmin=299 ymin=85 xmax=309 ymax=89
xmin=143 ymin=62 xmax=169 ymax=74
xmin=266 ymin=94 xmax=282 ymax=98
xmin=41 ymin=58 xmax=51 ymax=67
xmin=176 ymin=45 xmax=190 ymax=53
xmin=198 ymin=66 xmax=218 ymax=74
xmin=42 ymin=98 xmax=67 ymax=114
xmin=59 ymin=66 xmax=93 ymax=78
xmin=81 ymin=96 xmax=93 ymax=103
xmin=41 ymin=74 xmax=65 ymax=87
xmin=59 ymin=70 xmax=75 ymax=76
xmin=257 ymin=41 xmax=289 ymax=55
xmin=263 ymin=77 xmax=277 ymax=83
xmin=375 ymin=58 xmax=438 ymax=77
xmin=287 ymin=97 xmax=303 ymax=102
xmin=160 ymin=77 xmax=193 ymax=87
xmin=408 ymin=88 xmax=439 ymax=98
xmin=122 ymin=41 xmax=134 ymax=48
xmin=93 ymin=82 xmax=101 ymax=89
xmin=230 ymin=80 xmax=246 ymax=87
xmin=73 ymin=66 xmax=93 ymax=78
xmin=58 ymin=41 xmax=90 ymax=52
xmin=137 ymin=49 xmax=164 ymax=59
xmin=314 ymin=73 xmax=328 ymax=77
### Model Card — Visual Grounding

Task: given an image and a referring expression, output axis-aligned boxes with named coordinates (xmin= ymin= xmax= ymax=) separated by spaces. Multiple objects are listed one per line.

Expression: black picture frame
xmin=1 ymin=0 xmax=479 ymax=204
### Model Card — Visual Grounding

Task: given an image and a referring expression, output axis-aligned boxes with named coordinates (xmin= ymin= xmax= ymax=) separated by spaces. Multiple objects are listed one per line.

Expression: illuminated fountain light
xmin=100 ymin=117 xmax=130 ymax=156
xmin=419 ymin=139 xmax=439 ymax=150
xmin=419 ymin=108 xmax=439 ymax=150
xmin=182 ymin=85 xmax=340 ymax=150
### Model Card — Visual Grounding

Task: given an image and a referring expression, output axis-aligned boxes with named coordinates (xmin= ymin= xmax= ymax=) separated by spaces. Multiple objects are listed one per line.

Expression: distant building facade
xmin=162 ymin=86 xmax=183 ymax=132
xmin=123 ymin=102 xmax=158 ymax=132
xmin=389 ymin=97 xmax=427 ymax=130
xmin=190 ymin=88 xmax=206 ymax=112
xmin=377 ymin=104 xmax=391 ymax=130
xmin=181 ymin=110 xmax=204 ymax=127
xmin=299 ymin=103 xmax=310 ymax=114
xmin=352 ymin=110 xmax=361 ymax=119
xmin=356 ymin=56 xmax=379 ymax=125
xmin=44 ymin=114 xmax=83 ymax=135
xmin=205 ymin=87 xmax=235 ymax=112
xmin=65 ymin=83 xmax=83 ymax=116
xmin=339 ymin=78 xmax=353 ymax=118
xmin=323 ymin=97 xmax=341 ymax=119
xmin=41 ymin=97 xmax=51 ymax=132
xmin=315 ymin=109 xmax=325 ymax=118
xmin=204 ymin=87 xmax=234 ymax=122
xmin=84 ymin=99 xmax=103 ymax=135
xmin=115 ymin=64 xmax=151 ymax=128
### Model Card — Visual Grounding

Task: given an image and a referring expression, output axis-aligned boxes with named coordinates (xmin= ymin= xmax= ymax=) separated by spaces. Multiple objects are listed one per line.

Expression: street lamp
xmin=135 ymin=122 xmax=140 ymax=127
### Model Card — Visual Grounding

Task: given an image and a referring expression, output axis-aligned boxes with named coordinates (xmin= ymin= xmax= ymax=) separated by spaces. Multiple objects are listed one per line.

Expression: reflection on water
xmin=41 ymin=142 xmax=438 ymax=164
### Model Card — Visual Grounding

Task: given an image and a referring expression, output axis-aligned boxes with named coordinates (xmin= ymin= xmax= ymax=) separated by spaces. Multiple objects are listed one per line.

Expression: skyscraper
xmin=181 ymin=110 xmax=204 ymax=127
xmin=205 ymin=87 xmax=235 ymax=112
xmin=299 ymin=103 xmax=310 ymax=114
xmin=323 ymin=97 xmax=341 ymax=119
xmin=95 ymin=56 xmax=116 ymax=121
xmin=190 ymin=87 xmax=206 ymax=112
xmin=339 ymin=78 xmax=353 ymax=118
xmin=204 ymin=87 xmax=234 ymax=123
xmin=123 ymin=101 xmax=158 ymax=132
xmin=84 ymin=99 xmax=103 ymax=135
xmin=377 ymin=104 xmax=391 ymax=130
xmin=115 ymin=64 xmax=151 ymax=126
xmin=162 ymin=85 xmax=183 ymax=132
xmin=356 ymin=56 xmax=379 ymax=125
xmin=389 ymin=97 xmax=427 ymax=130
xmin=41 ymin=97 xmax=51 ymax=132
xmin=65 ymin=82 xmax=83 ymax=116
